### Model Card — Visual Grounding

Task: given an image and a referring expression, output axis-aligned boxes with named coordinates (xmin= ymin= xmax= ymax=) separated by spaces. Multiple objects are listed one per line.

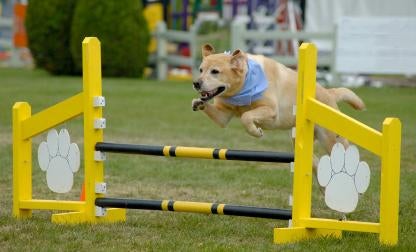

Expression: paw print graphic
xmin=317 ymin=143 xmax=370 ymax=213
xmin=38 ymin=129 xmax=80 ymax=193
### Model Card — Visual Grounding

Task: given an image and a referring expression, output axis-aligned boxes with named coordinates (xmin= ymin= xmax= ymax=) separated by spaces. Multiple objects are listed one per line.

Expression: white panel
xmin=38 ymin=128 xmax=80 ymax=193
xmin=305 ymin=0 xmax=416 ymax=52
xmin=319 ymin=142 xmax=371 ymax=213
xmin=336 ymin=17 xmax=416 ymax=74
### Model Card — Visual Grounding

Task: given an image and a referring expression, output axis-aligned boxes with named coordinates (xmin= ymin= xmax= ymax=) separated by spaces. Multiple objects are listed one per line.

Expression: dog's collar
xmin=223 ymin=59 xmax=268 ymax=106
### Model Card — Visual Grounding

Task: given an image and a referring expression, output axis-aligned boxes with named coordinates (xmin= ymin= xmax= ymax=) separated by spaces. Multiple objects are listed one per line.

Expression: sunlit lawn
xmin=0 ymin=68 xmax=415 ymax=250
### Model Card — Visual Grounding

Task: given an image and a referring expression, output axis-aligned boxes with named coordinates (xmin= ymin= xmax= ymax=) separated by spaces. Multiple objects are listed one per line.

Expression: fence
xmin=230 ymin=20 xmax=335 ymax=69
xmin=155 ymin=20 xmax=335 ymax=82
xmin=154 ymin=19 xmax=228 ymax=80
xmin=0 ymin=17 xmax=12 ymax=49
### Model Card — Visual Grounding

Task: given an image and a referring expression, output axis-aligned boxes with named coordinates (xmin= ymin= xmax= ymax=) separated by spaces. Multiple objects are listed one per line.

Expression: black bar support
xmin=95 ymin=197 xmax=292 ymax=220
xmin=95 ymin=142 xmax=294 ymax=163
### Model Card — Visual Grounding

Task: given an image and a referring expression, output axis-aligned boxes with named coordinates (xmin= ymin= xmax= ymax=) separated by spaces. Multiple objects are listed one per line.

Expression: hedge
xmin=25 ymin=0 xmax=77 ymax=75
xmin=70 ymin=0 xmax=150 ymax=77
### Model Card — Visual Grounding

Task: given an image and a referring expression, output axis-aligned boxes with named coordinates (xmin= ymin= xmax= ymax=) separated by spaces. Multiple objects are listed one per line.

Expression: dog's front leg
xmin=192 ymin=98 xmax=233 ymax=127
xmin=240 ymin=106 xmax=276 ymax=137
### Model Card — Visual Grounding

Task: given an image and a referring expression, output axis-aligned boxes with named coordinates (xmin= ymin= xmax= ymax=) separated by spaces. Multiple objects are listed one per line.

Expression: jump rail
xmin=95 ymin=198 xmax=292 ymax=220
xmin=95 ymin=142 xmax=294 ymax=163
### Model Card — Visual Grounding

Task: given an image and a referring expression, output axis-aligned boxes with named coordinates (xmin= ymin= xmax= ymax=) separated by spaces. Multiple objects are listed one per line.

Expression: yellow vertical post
xmin=275 ymin=43 xmax=341 ymax=243
xmin=82 ymin=37 xmax=104 ymax=220
xmin=291 ymin=43 xmax=317 ymax=225
xmin=275 ymin=43 xmax=317 ymax=243
xmin=379 ymin=117 xmax=401 ymax=245
xmin=12 ymin=102 xmax=32 ymax=218
xmin=51 ymin=37 xmax=124 ymax=223
xmin=80 ymin=37 xmax=125 ymax=223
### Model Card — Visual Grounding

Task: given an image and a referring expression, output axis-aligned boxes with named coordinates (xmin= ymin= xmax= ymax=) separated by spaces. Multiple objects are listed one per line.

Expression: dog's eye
xmin=199 ymin=68 xmax=203 ymax=73
xmin=211 ymin=69 xmax=219 ymax=74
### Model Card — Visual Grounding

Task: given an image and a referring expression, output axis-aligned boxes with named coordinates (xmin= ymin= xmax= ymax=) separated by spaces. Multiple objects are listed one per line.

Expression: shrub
xmin=71 ymin=0 xmax=150 ymax=77
xmin=25 ymin=0 xmax=77 ymax=75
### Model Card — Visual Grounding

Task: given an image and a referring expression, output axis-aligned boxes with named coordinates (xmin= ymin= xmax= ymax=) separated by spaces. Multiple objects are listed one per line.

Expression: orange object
xmin=13 ymin=3 xmax=28 ymax=48
xmin=80 ymin=182 xmax=85 ymax=201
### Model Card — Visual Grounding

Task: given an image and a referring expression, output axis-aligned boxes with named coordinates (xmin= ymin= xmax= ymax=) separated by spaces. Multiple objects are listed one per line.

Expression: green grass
xmin=0 ymin=68 xmax=415 ymax=251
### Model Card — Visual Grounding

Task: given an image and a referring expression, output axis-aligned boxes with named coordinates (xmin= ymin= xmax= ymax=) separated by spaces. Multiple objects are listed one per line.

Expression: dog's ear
xmin=230 ymin=49 xmax=246 ymax=71
xmin=202 ymin=44 xmax=215 ymax=57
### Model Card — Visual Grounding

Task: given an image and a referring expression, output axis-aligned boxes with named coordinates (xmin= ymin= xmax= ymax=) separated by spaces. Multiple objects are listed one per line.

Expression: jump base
xmin=274 ymin=227 xmax=342 ymax=244
xmin=52 ymin=208 xmax=126 ymax=224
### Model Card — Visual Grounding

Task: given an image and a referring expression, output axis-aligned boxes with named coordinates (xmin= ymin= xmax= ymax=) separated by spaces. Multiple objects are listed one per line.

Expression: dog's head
xmin=193 ymin=44 xmax=247 ymax=102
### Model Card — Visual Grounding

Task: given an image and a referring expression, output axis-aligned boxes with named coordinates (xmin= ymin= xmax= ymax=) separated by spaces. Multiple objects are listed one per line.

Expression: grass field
xmin=0 ymin=68 xmax=415 ymax=251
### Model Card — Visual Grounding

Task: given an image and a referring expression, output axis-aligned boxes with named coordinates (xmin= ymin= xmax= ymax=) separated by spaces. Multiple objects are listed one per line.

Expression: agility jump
xmin=12 ymin=37 xmax=401 ymax=245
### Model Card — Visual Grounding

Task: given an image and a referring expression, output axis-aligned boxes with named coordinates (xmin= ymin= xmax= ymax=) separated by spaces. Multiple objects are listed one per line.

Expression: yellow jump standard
xmin=273 ymin=43 xmax=401 ymax=246
xmin=13 ymin=37 xmax=126 ymax=223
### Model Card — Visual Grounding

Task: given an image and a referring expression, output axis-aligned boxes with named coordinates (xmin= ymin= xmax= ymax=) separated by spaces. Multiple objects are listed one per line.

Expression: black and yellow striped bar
xmin=95 ymin=142 xmax=294 ymax=163
xmin=95 ymin=197 xmax=292 ymax=220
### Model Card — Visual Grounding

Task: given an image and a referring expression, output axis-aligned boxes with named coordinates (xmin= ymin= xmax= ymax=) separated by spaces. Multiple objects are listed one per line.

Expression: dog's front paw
xmin=192 ymin=98 xmax=206 ymax=111
xmin=251 ymin=127 xmax=264 ymax=138
xmin=257 ymin=127 xmax=264 ymax=137
xmin=244 ymin=125 xmax=264 ymax=138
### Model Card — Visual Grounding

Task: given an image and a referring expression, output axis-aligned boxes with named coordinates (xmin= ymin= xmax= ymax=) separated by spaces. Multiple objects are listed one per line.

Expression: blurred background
xmin=1 ymin=2 xmax=415 ymax=250
xmin=0 ymin=0 xmax=415 ymax=86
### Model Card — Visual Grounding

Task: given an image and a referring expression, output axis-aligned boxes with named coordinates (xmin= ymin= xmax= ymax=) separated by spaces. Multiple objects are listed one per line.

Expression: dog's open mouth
xmin=200 ymin=86 xmax=226 ymax=101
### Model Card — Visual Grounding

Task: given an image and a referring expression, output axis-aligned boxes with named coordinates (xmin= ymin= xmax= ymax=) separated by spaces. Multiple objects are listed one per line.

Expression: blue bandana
xmin=223 ymin=59 xmax=268 ymax=106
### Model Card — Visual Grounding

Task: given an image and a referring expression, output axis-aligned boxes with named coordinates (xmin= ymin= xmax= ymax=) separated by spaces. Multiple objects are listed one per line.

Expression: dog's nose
xmin=193 ymin=81 xmax=201 ymax=90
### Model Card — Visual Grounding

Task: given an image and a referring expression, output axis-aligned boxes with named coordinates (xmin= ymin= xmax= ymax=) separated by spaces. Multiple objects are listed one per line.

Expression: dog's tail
xmin=330 ymin=87 xmax=366 ymax=110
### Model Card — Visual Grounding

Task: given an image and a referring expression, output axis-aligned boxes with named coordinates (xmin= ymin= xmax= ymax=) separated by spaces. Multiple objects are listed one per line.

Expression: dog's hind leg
xmin=315 ymin=126 xmax=349 ymax=154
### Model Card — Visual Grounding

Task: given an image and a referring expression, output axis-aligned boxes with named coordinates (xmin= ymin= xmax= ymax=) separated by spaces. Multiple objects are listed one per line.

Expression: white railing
xmin=155 ymin=21 xmax=197 ymax=80
xmin=0 ymin=17 xmax=13 ymax=49
xmin=154 ymin=17 xmax=227 ymax=81
xmin=231 ymin=21 xmax=335 ymax=68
